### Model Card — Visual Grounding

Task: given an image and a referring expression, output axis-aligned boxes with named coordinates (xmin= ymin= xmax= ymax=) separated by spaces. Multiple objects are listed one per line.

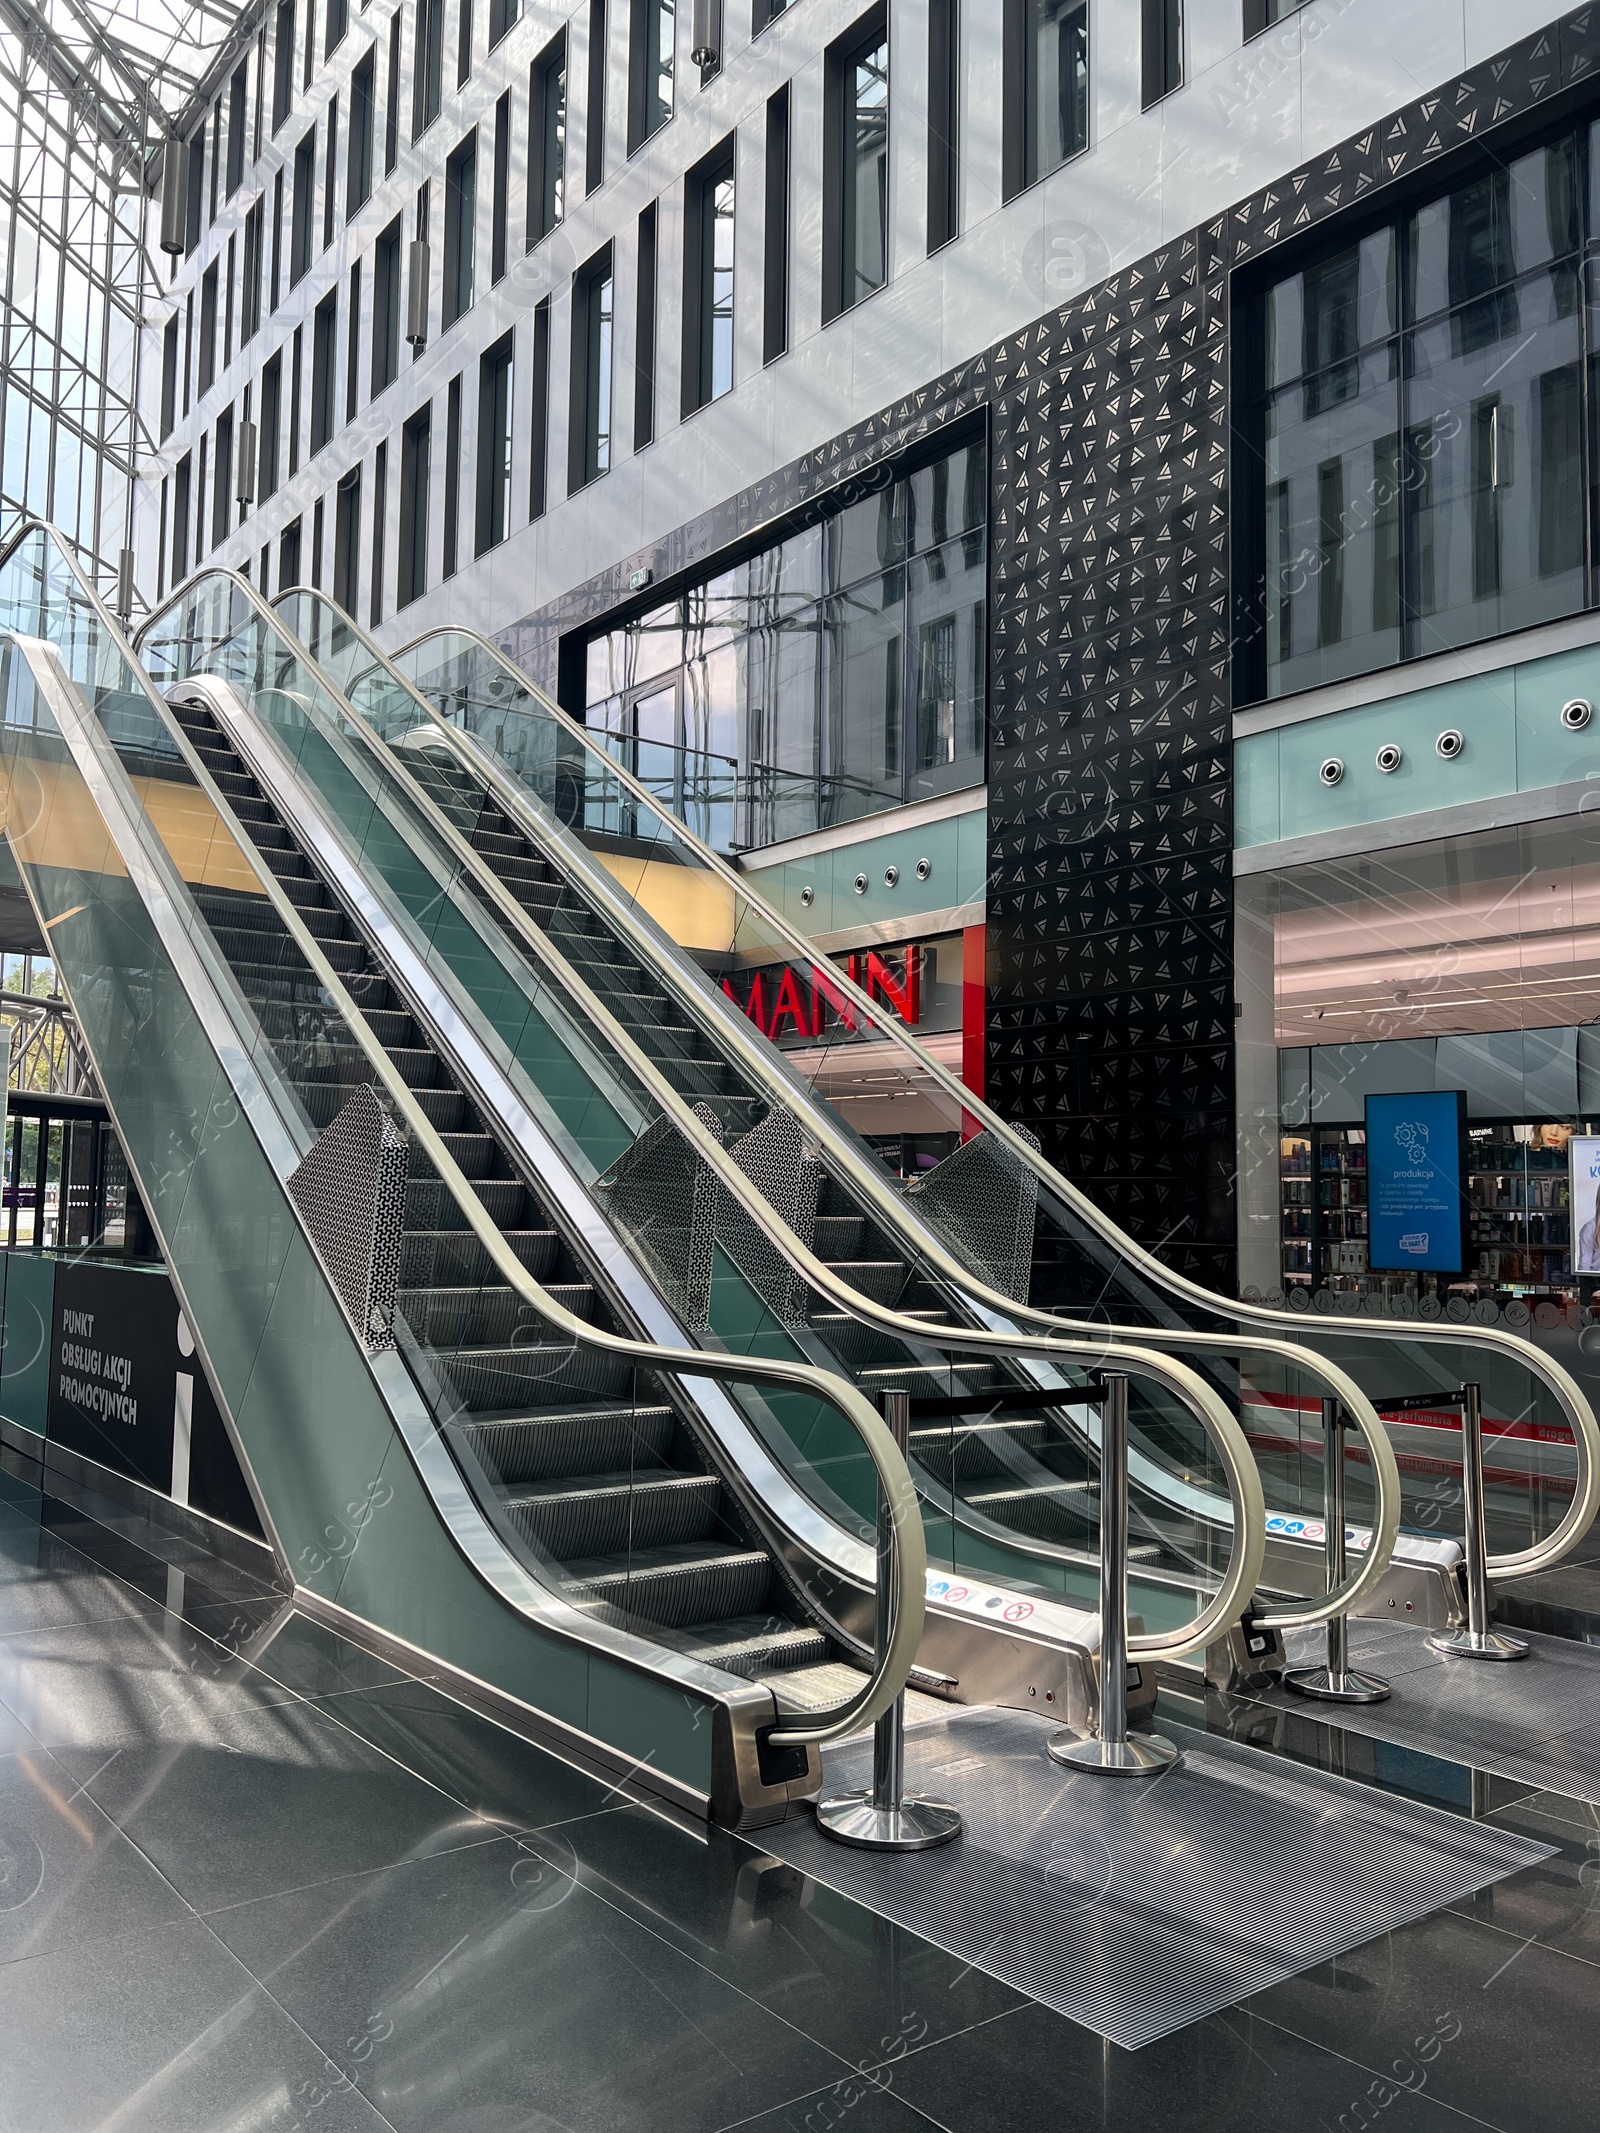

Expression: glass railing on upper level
xmin=277 ymin=600 xmax=1600 ymax=1589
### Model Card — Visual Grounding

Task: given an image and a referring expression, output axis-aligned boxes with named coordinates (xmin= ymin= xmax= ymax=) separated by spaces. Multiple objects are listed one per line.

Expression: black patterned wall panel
xmin=501 ymin=6 xmax=1600 ymax=1293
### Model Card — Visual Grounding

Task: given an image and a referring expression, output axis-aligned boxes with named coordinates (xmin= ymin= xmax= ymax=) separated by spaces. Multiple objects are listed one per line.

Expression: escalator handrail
xmin=1 ymin=529 xmax=915 ymax=1750
xmin=373 ymin=617 xmax=1600 ymax=1586
xmin=138 ymin=571 xmax=1273 ymax=1664
xmin=217 ymin=583 xmax=1392 ymax=1633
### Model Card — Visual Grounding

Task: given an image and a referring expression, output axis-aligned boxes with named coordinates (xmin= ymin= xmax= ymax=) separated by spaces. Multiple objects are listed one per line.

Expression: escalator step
xmin=400 ymin=1227 xmax=559 ymax=1285
xmin=662 ymin=1616 xmax=831 ymax=1679
xmin=560 ymin=1542 xmax=772 ymax=1628
xmin=437 ymin=1341 xmax=634 ymax=1407
xmin=404 ymin=1177 xmax=527 ymax=1228
xmin=504 ymin=1470 xmax=721 ymax=1558
xmin=457 ymin=1403 xmax=676 ymax=1484
xmin=397 ymin=1280 xmax=596 ymax=1346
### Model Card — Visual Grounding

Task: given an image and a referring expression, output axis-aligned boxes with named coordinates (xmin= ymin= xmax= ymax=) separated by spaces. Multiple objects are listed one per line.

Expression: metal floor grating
xmin=1259 ymin=1619 xmax=1600 ymax=1804
xmin=759 ymin=1705 xmax=1551 ymax=2050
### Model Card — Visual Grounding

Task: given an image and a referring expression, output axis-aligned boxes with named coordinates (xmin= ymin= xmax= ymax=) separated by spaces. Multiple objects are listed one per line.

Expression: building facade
xmin=135 ymin=0 xmax=1600 ymax=1308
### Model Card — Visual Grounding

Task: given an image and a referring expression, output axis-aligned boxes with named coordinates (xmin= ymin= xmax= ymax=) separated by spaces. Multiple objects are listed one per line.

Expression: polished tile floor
xmin=0 ymin=1486 xmax=1596 ymax=2133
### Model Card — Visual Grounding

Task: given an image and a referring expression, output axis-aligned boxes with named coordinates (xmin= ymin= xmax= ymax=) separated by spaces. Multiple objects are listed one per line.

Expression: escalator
xmin=139 ymin=574 xmax=1311 ymax=1678
xmin=0 ymin=522 xmax=1266 ymax=1833
xmin=252 ymin=594 xmax=1600 ymax=1638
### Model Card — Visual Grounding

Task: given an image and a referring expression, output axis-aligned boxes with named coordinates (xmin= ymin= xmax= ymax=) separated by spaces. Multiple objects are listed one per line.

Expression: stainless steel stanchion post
xmin=1049 ymin=1374 xmax=1179 ymax=1775
xmin=1429 ymin=1383 xmax=1529 ymax=1661
xmin=1286 ymin=1398 xmax=1389 ymax=1703
xmin=816 ymin=1390 xmax=963 ymax=1851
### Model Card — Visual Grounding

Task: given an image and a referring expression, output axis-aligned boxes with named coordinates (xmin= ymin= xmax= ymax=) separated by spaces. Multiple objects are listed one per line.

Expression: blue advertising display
xmin=1364 ymin=1091 xmax=1468 ymax=1274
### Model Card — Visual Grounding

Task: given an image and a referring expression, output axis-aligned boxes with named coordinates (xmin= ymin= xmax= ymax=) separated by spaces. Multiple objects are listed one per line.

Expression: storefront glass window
xmin=581 ymin=438 xmax=987 ymax=851
xmin=1242 ymin=126 xmax=1600 ymax=702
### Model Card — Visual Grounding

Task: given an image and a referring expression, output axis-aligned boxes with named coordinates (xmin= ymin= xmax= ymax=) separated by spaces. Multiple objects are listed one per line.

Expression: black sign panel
xmin=45 ymin=1260 xmax=258 ymax=1533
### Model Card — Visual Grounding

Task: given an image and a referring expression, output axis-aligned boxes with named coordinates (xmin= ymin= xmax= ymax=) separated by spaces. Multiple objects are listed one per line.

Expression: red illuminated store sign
xmin=722 ymin=947 xmax=921 ymax=1042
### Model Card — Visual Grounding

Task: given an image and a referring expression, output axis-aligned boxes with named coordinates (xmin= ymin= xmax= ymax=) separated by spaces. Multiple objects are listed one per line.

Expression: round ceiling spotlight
xmin=1376 ymin=743 xmax=1403 ymax=774
xmin=799 ymin=884 xmax=815 ymax=907
xmin=883 ymin=864 xmax=899 ymax=888
xmin=1436 ymin=728 xmax=1465 ymax=759
xmin=1562 ymin=697 xmax=1594 ymax=731
xmin=1319 ymin=757 xmax=1345 ymax=787
xmin=914 ymin=856 xmax=932 ymax=882
xmin=853 ymin=872 xmax=869 ymax=895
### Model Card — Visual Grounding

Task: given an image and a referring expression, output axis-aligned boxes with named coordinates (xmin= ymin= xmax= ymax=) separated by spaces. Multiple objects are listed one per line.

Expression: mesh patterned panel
xmin=709 ymin=1106 xmax=821 ymax=1328
xmin=287 ymin=1083 xmax=410 ymax=1354
xmin=903 ymin=1125 xmax=1041 ymax=1304
xmin=597 ymin=1110 xmax=718 ymax=1327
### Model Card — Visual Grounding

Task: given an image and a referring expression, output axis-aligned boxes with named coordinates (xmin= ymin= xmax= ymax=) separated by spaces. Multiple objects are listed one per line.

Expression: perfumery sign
xmin=1365 ymin=1091 xmax=1468 ymax=1274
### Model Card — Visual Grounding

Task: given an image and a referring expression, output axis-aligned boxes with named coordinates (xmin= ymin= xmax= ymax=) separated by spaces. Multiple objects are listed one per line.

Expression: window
xmin=1003 ymin=0 xmax=1088 ymax=200
xmin=333 ymin=465 xmax=361 ymax=613
xmin=530 ymin=297 xmax=551 ymax=518
xmin=628 ymin=0 xmax=674 ymax=154
xmin=291 ymin=128 xmax=315 ymax=283
xmin=259 ymin=353 xmax=282 ymax=498
xmin=570 ymin=247 xmax=613 ymax=490
xmin=312 ymin=495 xmax=325 ymax=588
xmin=280 ymin=515 xmax=302 ymax=591
xmin=290 ymin=325 xmax=303 ymax=473
xmin=683 ymin=142 xmax=734 ymax=416
xmin=529 ymin=32 xmax=567 ymax=246
xmin=171 ymin=455 xmax=192 ymax=584
xmin=242 ymin=199 xmax=265 ymax=344
xmin=399 ymin=405 xmax=430 ymax=604
xmin=254 ymin=26 xmax=266 ymax=159
xmin=372 ymin=217 xmax=402 ymax=393
xmin=1240 ymin=124 xmax=1599 ymax=702
xmin=371 ymin=440 xmax=388 ymax=626
xmin=324 ymin=95 xmax=339 ymax=247
xmin=763 ymin=85 xmax=789 ymax=363
xmin=754 ymin=0 xmax=790 ymax=25
xmin=585 ymin=0 xmax=607 ymax=196
xmin=492 ymin=92 xmax=511 ymax=284
xmin=458 ymin=0 xmax=474 ymax=86
xmin=210 ymin=100 xmax=222 ymax=222
xmin=442 ymin=132 xmax=477 ymax=328
xmin=310 ymin=290 xmax=338 ymax=452
xmin=160 ymin=317 xmax=179 ymax=439
xmin=489 ymin=0 xmax=520 ymax=48
xmin=1141 ymin=0 xmax=1182 ymax=108
xmin=823 ymin=11 xmax=889 ymax=324
xmin=443 ymin=374 xmax=462 ymax=576
xmin=414 ymin=0 xmax=444 ymax=137
xmin=634 ymin=201 xmax=657 ymax=449
xmin=304 ymin=0 xmax=317 ymax=86
xmin=271 ymin=170 xmax=284 ymax=310
xmin=213 ymin=407 xmax=234 ymax=549
xmin=183 ymin=293 xmax=194 ymax=414
xmin=224 ymin=236 xmax=237 ymax=366
xmin=185 ymin=131 xmax=204 ymax=253
xmin=227 ymin=63 xmax=247 ymax=194
xmin=583 ymin=435 xmax=987 ymax=851
xmin=476 ymin=330 xmax=515 ymax=554
xmin=927 ymin=0 xmax=959 ymax=253
xmin=386 ymin=8 xmax=402 ymax=171
xmin=346 ymin=262 xmax=362 ymax=421
xmin=348 ymin=50 xmax=375 ymax=216
xmin=273 ymin=1 xmax=295 ymax=131
xmin=327 ymin=0 xmax=348 ymax=57
xmin=1245 ymin=0 xmax=1307 ymax=31
xmin=198 ymin=264 xmax=219 ymax=395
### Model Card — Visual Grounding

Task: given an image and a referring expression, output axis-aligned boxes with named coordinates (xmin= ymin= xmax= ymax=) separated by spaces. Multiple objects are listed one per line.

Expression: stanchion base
xmin=1047 ymin=1730 xmax=1180 ymax=1776
xmin=814 ymin=1790 xmax=964 ymax=1852
xmin=1427 ymin=1626 xmax=1531 ymax=1662
xmin=1284 ymin=1665 xmax=1391 ymax=1704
